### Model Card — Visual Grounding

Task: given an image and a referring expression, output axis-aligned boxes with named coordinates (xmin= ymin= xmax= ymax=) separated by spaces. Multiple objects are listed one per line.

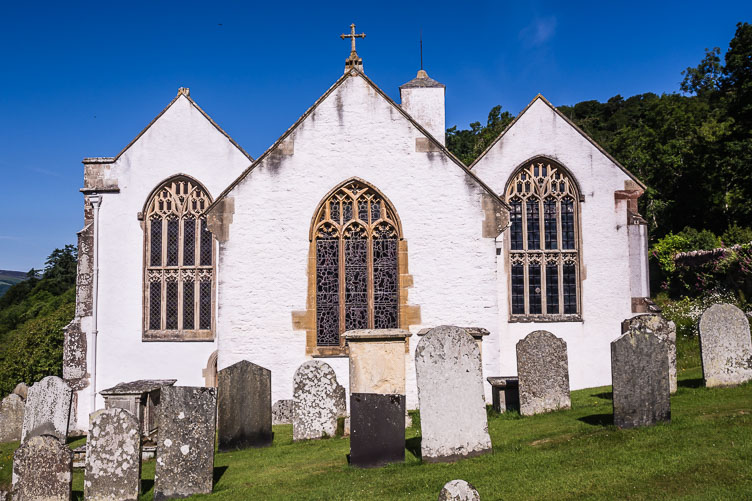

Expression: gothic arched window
xmin=505 ymin=159 xmax=581 ymax=319
xmin=143 ymin=176 xmax=215 ymax=340
xmin=312 ymin=180 xmax=401 ymax=347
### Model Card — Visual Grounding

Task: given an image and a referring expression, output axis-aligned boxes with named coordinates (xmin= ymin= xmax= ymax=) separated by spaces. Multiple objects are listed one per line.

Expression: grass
xmin=2 ymin=338 xmax=751 ymax=500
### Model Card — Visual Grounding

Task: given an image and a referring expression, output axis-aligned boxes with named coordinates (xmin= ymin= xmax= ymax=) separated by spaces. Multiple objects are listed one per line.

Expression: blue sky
xmin=1 ymin=1 xmax=750 ymax=271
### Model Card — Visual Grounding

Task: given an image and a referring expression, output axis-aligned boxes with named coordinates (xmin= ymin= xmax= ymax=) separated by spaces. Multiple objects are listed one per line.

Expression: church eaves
xmin=468 ymin=94 xmax=647 ymax=191
xmin=207 ymin=68 xmax=509 ymax=212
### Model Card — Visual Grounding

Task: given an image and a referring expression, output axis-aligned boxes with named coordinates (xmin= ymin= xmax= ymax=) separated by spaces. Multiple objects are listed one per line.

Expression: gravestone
xmin=85 ymin=408 xmax=141 ymax=501
xmin=12 ymin=383 xmax=28 ymax=400
xmin=272 ymin=399 xmax=293 ymax=425
xmin=11 ymin=435 xmax=72 ymax=501
xmin=0 ymin=394 xmax=24 ymax=443
xmin=622 ymin=314 xmax=677 ymax=393
xmin=217 ymin=360 xmax=272 ymax=451
xmin=612 ymin=326 xmax=671 ymax=428
xmin=21 ymin=376 xmax=72 ymax=444
xmin=516 ymin=331 xmax=571 ymax=416
xmin=415 ymin=326 xmax=491 ymax=462
xmin=438 ymin=479 xmax=481 ymax=501
xmin=292 ymin=361 xmax=346 ymax=441
xmin=698 ymin=303 xmax=752 ymax=387
xmin=154 ymin=386 xmax=217 ymax=501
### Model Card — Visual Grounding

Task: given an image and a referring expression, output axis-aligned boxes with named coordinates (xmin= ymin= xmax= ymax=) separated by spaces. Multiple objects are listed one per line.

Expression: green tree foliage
xmin=446 ymin=105 xmax=514 ymax=165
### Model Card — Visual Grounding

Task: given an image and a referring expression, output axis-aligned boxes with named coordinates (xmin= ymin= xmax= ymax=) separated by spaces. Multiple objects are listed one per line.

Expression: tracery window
xmin=506 ymin=159 xmax=581 ymax=319
xmin=313 ymin=180 xmax=400 ymax=347
xmin=144 ymin=176 xmax=214 ymax=339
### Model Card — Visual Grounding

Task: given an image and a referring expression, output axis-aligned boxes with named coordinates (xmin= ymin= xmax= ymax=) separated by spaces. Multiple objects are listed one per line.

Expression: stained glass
xmin=358 ymin=200 xmax=368 ymax=221
xmin=562 ymin=198 xmax=575 ymax=249
xmin=511 ymin=265 xmax=525 ymax=314
xmin=510 ymin=199 xmax=523 ymax=250
xmin=149 ymin=281 xmax=161 ymax=330
xmin=373 ymin=237 xmax=398 ymax=329
xmin=316 ymin=238 xmax=340 ymax=346
xmin=200 ymin=219 xmax=212 ymax=266
xmin=150 ymin=218 xmax=162 ymax=266
xmin=546 ymin=264 xmax=559 ymax=314
xmin=183 ymin=279 xmax=194 ymax=330
xmin=563 ymin=264 xmax=577 ymax=314
xmin=330 ymin=201 xmax=340 ymax=223
xmin=371 ymin=200 xmax=381 ymax=221
xmin=528 ymin=264 xmax=542 ymax=314
xmin=345 ymin=237 xmax=368 ymax=330
xmin=526 ymin=198 xmax=540 ymax=250
xmin=166 ymin=218 xmax=179 ymax=266
xmin=342 ymin=200 xmax=353 ymax=223
xmin=166 ymin=281 xmax=178 ymax=329
xmin=183 ymin=217 xmax=195 ymax=266
xmin=544 ymin=198 xmax=558 ymax=250
xmin=199 ymin=280 xmax=212 ymax=329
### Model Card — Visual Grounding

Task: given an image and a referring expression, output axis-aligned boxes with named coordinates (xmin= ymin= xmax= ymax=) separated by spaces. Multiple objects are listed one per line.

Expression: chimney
xmin=399 ymin=69 xmax=446 ymax=145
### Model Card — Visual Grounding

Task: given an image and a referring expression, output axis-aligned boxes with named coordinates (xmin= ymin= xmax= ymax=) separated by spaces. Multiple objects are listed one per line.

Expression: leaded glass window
xmin=506 ymin=159 xmax=581 ymax=318
xmin=144 ymin=177 xmax=215 ymax=337
xmin=313 ymin=180 xmax=401 ymax=347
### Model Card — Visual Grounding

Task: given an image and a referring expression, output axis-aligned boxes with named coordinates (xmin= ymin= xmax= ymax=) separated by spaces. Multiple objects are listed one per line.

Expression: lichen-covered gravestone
xmin=698 ymin=303 xmax=752 ymax=388
xmin=21 ymin=375 xmax=72 ymax=444
xmin=0 ymin=394 xmax=24 ymax=443
xmin=612 ymin=326 xmax=671 ymax=428
xmin=217 ymin=360 xmax=272 ymax=451
xmin=622 ymin=314 xmax=677 ymax=393
xmin=154 ymin=386 xmax=217 ymax=501
xmin=272 ymin=399 xmax=293 ymax=425
xmin=85 ymin=408 xmax=141 ymax=501
xmin=292 ymin=361 xmax=346 ymax=441
xmin=516 ymin=331 xmax=571 ymax=416
xmin=438 ymin=479 xmax=481 ymax=501
xmin=11 ymin=435 xmax=72 ymax=501
xmin=415 ymin=326 xmax=492 ymax=462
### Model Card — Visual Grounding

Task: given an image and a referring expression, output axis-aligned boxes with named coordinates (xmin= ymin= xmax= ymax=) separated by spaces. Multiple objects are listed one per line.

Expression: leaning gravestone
xmin=0 ymin=394 xmax=24 ymax=443
xmin=415 ymin=326 xmax=492 ymax=462
xmin=85 ymin=408 xmax=141 ymax=501
xmin=438 ymin=479 xmax=481 ymax=501
xmin=154 ymin=386 xmax=217 ymax=501
xmin=21 ymin=376 xmax=72 ymax=444
xmin=292 ymin=361 xmax=346 ymax=441
xmin=272 ymin=399 xmax=293 ymax=425
xmin=622 ymin=314 xmax=677 ymax=393
xmin=612 ymin=325 xmax=671 ymax=428
xmin=516 ymin=331 xmax=571 ymax=416
xmin=217 ymin=360 xmax=273 ymax=451
xmin=11 ymin=435 xmax=73 ymax=501
xmin=699 ymin=303 xmax=752 ymax=388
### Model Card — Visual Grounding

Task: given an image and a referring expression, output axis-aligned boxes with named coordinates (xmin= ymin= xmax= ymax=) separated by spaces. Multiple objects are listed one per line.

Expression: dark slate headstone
xmin=154 ymin=386 xmax=217 ymax=501
xmin=272 ymin=399 xmax=293 ymax=425
xmin=11 ymin=435 xmax=72 ymax=501
xmin=0 ymin=394 xmax=24 ymax=443
xmin=516 ymin=331 xmax=571 ymax=416
xmin=349 ymin=393 xmax=405 ymax=468
xmin=612 ymin=326 xmax=671 ymax=428
xmin=85 ymin=408 xmax=141 ymax=501
xmin=21 ymin=376 xmax=72 ymax=444
xmin=698 ymin=303 xmax=752 ymax=387
xmin=217 ymin=360 xmax=272 ymax=451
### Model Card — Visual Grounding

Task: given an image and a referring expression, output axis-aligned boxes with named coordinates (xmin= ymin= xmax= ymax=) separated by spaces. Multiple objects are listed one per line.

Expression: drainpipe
xmin=89 ymin=194 xmax=102 ymax=413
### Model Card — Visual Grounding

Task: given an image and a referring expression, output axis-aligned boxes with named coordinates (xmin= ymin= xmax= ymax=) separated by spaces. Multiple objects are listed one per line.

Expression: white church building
xmin=63 ymin=33 xmax=650 ymax=432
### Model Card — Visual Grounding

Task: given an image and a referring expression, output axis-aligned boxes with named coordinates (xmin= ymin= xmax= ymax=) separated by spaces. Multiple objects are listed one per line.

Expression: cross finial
xmin=340 ymin=23 xmax=366 ymax=58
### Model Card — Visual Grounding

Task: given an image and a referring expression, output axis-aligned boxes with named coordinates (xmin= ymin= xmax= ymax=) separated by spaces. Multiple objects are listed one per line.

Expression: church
xmin=63 ymin=26 xmax=650 ymax=432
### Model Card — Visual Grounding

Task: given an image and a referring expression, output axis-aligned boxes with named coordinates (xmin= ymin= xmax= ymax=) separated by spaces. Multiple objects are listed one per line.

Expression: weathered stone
xmin=21 ymin=376 xmax=72 ymax=444
xmin=272 ymin=399 xmax=293 ymax=425
xmin=0 ymin=394 xmax=24 ymax=443
xmin=699 ymin=303 xmax=752 ymax=387
xmin=622 ymin=314 xmax=677 ymax=393
xmin=11 ymin=435 xmax=72 ymax=501
xmin=345 ymin=329 xmax=411 ymax=395
xmin=12 ymin=384 xmax=28 ymax=401
xmin=154 ymin=386 xmax=217 ymax=500
xmin=349 ymin=393 xmax=405 ymax=467
xmin=438 ymin=479 xmax=481 ymax=501
xmin=415 ymin=326 xmax=491 ymax=462
xmin=516 ymin=331 xmax=571 ymax=416
xmin=611 ymin=326 xmax=671 ymax=429
xmin=85 ymin=408 xmax=141 ymax=501
xmin=486 ymin=377 xmax=519 ymax=413
xmin=292 ymin=361 xmax=346 ymax=441
xmin=217 ymin=360 xmax=272 ymax=451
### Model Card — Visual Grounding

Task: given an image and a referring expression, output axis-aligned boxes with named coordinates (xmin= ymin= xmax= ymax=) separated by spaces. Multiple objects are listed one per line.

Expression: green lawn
xmin=2 ymin=339 xmax=751 ymax=500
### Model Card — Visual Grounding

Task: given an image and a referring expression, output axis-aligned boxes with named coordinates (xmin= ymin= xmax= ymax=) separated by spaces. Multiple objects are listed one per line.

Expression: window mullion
xmin=338 ymin=236 xmax=345 ymax=347
xmin=367 ymin=232 xmax=374 ymax=329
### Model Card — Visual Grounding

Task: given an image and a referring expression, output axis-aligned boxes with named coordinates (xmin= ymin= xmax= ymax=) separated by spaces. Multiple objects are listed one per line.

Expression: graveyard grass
xmin=1 ymin=336 xmax=751 ymax=499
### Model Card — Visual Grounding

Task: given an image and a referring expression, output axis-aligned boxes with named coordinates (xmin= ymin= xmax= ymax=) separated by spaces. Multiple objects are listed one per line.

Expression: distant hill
xmin=0 ymin=270 xmax=28 ymax=298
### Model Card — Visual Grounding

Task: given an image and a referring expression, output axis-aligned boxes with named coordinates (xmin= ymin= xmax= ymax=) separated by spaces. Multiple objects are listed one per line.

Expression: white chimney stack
xmin=399 ymin=70 xmax=446 ymax=145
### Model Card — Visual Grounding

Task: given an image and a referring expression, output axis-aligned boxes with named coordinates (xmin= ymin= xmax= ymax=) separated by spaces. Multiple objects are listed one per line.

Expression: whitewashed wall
xmin=472 ymin=97 xmax=638 ymax=390
xmin=73 ymin=95 xmax=250 ymax=430
xmin=215 ymin=74 xmax=501 ymax=409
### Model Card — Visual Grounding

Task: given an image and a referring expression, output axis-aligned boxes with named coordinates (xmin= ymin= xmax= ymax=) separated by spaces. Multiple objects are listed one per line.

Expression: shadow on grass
xmin=592 ymin=391 xmax=613 ymax=400
xmin=214 ymin=465 xmax=229 ymax=484
xmin=405 ymin=436 xmax=422 ymax=460
xmin=577 ymin=413 xmax=613 ymax=426
xmin=141 ymin=479 xmax=154 ymax=494
xmin=678 ymin=378 xmax=704 ymax=389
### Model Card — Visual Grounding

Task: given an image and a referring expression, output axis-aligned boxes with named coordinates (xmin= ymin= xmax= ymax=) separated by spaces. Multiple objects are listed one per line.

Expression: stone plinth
xmin=486 ymin=377 xmax=519 ymax=413
xmin=217 ymin=360 xmax=273 ymax=451
xmin=272 ymin=399 xmax=293 ymax=425
xmin=12 ymin=435 xmax=72 ymax=500
xmin=85 ymin=408 xmax=141 ymax=501
xmin=345 ymin=329 xmax=411 ymax=395
xmin=154 ymin=386 xmax=217 ymax=500
xmin=516 ymin=331 xmax=571 ymax=416
xmin=698 ymin=303 xmax=752 ymax=387
xmin=292 ymin=361 xmax=346 ymax=441
xmin=438 ymin=479 xmax=481 ymax=501
xmin=415 ymin=326 xmax=492 ymax=462
xmin=21 ymin=376 xmax=72 ymax=444
xmin=0 ymin=394 xmax=24 ymax=443
xmin=622 ymin=314 xmax=677 ymax=393
xmin=418 ymin=326 xmax=489 ymax=359
xmin=611 ymin=327 xmax=671 ymax=429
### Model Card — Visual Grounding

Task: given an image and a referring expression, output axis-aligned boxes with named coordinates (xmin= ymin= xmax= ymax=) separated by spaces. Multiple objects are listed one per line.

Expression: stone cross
xmin=340 ymin=23 xmax=366 ymax=57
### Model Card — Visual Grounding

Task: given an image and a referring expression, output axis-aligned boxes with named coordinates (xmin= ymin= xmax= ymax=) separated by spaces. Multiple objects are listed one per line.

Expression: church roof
xmin=400 ymin=70 xmax=445 ymax=89
xmin=469 ymin=94 xmax=647 ymax=190
xmin=208 ymin=68 xmax=508 ymax=211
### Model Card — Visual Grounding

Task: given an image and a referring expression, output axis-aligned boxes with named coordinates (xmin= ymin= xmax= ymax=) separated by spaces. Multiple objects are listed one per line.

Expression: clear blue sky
xmin=1 ymin=1 xmax=750 ymax=271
